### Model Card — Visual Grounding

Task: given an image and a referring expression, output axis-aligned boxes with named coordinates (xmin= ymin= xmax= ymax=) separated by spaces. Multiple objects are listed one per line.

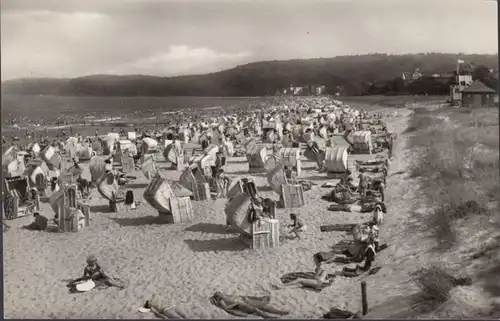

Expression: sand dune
xmin=4 ymin=109 xmax=418 ymax=319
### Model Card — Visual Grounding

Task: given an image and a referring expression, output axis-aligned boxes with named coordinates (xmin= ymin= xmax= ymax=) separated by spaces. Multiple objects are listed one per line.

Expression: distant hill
xmin=2 ymin=53 xmax=498 ymax=97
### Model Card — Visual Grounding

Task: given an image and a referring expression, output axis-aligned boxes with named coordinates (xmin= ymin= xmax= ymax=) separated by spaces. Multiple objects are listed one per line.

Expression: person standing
xmin=358 ymin=169 xmax=370 ymax=199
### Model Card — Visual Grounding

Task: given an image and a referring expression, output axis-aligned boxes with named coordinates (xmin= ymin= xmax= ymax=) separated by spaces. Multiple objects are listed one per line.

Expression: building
xmin=457 ymin=74 xmax=473 ymax=87
xmin=460 ymin=80 xmax=497 ymax=108
xmin=276 ymin=84 xmax=327 ymax=96
xmin=412 ymin=68 xmax=423 ymax=80
xmin=293 ymin=87 xmax=303 ymax=96
xmin=450 ymin=74 xmax=474 ymax=104
xmin=316 ymin=85 xmax=327 ymax=95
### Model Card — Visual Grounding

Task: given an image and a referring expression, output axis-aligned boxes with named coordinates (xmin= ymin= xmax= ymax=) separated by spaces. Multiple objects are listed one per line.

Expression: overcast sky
xmin=1 ymin=0 xmax=497 ymax=80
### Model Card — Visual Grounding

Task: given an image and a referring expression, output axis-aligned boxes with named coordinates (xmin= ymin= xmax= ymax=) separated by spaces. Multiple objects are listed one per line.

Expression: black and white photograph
xmin=1 ymin=0 xmax=499 ymax=319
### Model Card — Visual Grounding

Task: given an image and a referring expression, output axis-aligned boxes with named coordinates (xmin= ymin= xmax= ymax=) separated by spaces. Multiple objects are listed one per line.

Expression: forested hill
xmin=2 ymin=53 xmax=498 ymax=97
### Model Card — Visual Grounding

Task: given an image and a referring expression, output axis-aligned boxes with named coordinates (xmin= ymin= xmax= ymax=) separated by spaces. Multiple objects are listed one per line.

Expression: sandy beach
xmin=2 ymin=0 xmax=498 ymax=317
xmin=3 ymin=107 xmax=437 ymax=319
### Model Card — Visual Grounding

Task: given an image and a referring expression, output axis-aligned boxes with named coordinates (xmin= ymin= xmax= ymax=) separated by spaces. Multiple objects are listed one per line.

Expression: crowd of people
xmin=3 ymin=96 xmax=395 ymax=318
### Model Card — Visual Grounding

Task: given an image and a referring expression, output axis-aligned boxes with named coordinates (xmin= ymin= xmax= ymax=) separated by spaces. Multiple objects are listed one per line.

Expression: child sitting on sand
xmin=24 ymin=212 xmax=48 ymax=231
xmin=288 ymin=213 xmax=307 ymax=240
xmin=68 ymin=255 xmax=125 ymax=289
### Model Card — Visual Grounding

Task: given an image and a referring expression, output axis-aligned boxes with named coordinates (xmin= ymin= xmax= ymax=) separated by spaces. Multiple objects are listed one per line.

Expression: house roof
xmin=461 ymin=80 xmax=496 ymax=93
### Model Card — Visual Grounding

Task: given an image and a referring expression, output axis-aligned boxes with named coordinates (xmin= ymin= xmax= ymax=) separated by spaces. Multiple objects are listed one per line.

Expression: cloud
xmin=108 ymin=45 xmax=254 ymax=76
xmin=2 ymin=9 xmax=106 ymax=21
xmin=1 ymin=10 xmax=110 ymax=79
xmin=0 ymin=0 xmax=496 ymax=80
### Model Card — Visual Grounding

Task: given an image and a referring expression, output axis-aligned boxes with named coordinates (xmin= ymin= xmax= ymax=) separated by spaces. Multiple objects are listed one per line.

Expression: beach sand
xmin=4 ymin=108 xmax=420 ymax=319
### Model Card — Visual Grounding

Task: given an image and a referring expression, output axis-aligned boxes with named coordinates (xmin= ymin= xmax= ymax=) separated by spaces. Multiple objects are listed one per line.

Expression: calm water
xmin=1 ymin=94 xmax=279 ymax=120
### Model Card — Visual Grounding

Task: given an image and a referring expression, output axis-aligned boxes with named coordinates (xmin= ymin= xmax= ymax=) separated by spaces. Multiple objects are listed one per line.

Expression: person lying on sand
xmin=272 ymin=254 xmax=334 ymax=291
xmin=138 ymin=294 xmax=186 ymax=319
xmin=288 ymin=213 xmax=307 ymax=240
xmin=68 ymin=255 xmax=125 ymax=289
xmin=210 ymin=291 xmax=290 ymax=319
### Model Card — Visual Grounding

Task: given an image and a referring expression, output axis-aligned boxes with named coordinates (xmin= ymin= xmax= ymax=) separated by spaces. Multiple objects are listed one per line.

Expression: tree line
xmin=2 ymin=53 xmax=497 ymax=97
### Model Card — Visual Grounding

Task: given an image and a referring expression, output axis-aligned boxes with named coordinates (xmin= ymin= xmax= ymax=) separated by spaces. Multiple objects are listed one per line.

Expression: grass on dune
xmin=407 ymin=105 xmax=499 ymax=313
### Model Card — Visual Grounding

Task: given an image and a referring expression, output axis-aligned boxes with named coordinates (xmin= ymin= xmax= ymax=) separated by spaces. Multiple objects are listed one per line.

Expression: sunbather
xmin=210 ymin=291 xmax=289 ymax=319
xmin=272 ymin=254 xmax=333 ymax=290
xmin=139 ymin=294 xmax=186 ymax=319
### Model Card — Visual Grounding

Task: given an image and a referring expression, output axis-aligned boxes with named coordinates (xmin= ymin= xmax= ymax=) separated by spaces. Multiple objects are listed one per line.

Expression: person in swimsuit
xmin=288 ymin=213 xmax=307 ymax=240
xmin=272 ymin=254 xmax=333 ymax=290
xmin=68 ymin=255 xmax=124 ymax=289
xmin=211 ymin=292 xmax=290 ymax=319
xmin=358 ymin=169 xmax=370 ymax=199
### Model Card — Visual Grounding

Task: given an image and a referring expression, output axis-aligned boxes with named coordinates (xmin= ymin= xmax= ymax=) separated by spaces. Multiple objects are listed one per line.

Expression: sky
xmin=1 ymin=0 xmax=498 ymax=80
